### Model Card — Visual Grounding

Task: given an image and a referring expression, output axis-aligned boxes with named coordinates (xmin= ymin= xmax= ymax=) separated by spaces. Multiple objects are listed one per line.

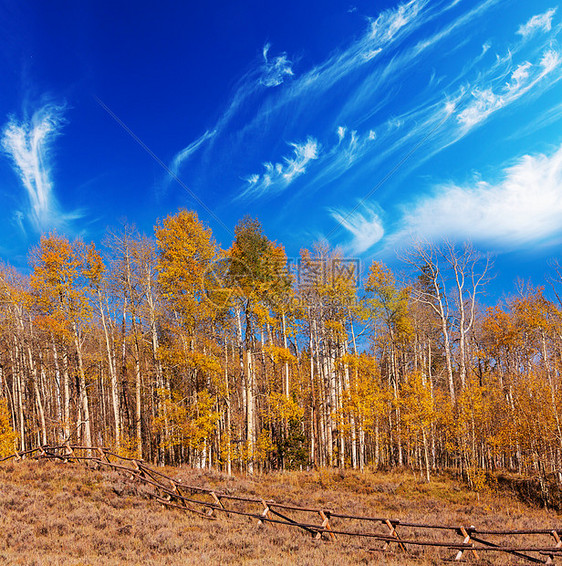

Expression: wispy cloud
xmin=369 ymin=0 xmax=423 ymax=44
xmin=167 ymin=43 xmax=295 ymax=179
xmin=169 ymin=0 xmax=562 ymax=236
xmin=260 ymin=43 xmax=294 ymax=87
xmin=13 ymin=211 xmax=26 ymax=236
xmin=259 ymin=0 xmax=432 ymax=117
xmin=293 ymin=31 xmax=562 ymax=212
xmin=168 ymin=0 xmax=504 ymax=205
xmin=1 ymin=103 xmax=81 ymax=232
xmin=237 ymin=0 xmax=505 ymax=203
xmin=517 ymin=7 xmax=557 ymax=38
xmin=390 ymin=144 xmax=562 ymax=248
xmin=511 ymin=99 xmax=562 ymax=138
xmin=221 ymin=1 xmax=431 ymax=138
xmin=456 ymin=47 xmax=562 ymax=131
xmin=169 ymin=129 xmax=215 ymax=178
xmin=240 ymin=137 xmax=319 ymax=198
xmin=456 ymin=88 xmax=504 ymax=130
xmin=411 ymin=0 xmax=500 ymax=57
xmin=331 ymin=203 xmax=385 ymax=254
xmin=306 ymin=127 xmax=377 ymax=191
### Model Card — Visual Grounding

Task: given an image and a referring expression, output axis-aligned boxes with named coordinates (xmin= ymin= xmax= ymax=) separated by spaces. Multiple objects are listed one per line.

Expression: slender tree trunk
xmin=11 ymin=341 xmax=25 ymax=451
xmin=62 ymin=349 xmax=71 ymax=442
xmin=98 ymin=293 xmax=121 ymax=450
xmin=246 ymin=349 xmax=255 ymax=474
xmin=27 ymin=347 xmax=47 ymax=445
xmin=224 ymin=342 xmax=232 ymax=475
xmin=133 ymin=333 xmax=143 ymax=458
xmin=73 ymin=321 xmax=92 ymax=449
xmin=422 ymin=427 xmax=430 ymax=482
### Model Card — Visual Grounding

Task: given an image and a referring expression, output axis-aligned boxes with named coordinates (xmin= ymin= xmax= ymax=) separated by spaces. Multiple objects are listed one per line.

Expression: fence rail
xmin=2 ymin=445 xmax=561 ymax=564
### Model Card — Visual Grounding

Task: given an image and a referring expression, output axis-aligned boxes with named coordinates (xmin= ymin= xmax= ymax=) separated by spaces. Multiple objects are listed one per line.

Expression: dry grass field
xmin=1 ymin=459 xmax=561 ymax=565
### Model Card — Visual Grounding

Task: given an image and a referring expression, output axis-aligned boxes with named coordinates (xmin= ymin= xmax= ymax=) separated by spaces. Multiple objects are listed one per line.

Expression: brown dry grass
xmin=0 ymin=460 xmax=560 ymax=565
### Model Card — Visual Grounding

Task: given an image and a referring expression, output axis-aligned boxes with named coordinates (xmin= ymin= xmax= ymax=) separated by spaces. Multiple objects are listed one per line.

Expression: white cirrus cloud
xmin=173 ymin=0 xmax=501 ymax=197
xmin=411 ymin=0 xmax=499 ymax=57
xmin=391 ymin=144 xmax=562 ymax=248
xmin=240 ymin=137 xmax=319 ymax=198
xmin=287 ymin=0 xmax=429 ymax=101
xmin=260 ymin=43 xmax=294 ymax=87
xmin=369 ymin=0 xmax=421 ymax=43
xmin=337 ymin=126 xmax=347 ymax=142
xmin=517 ymin=7 xmax=557 ymax=38
xmin=507 ymin=61 xmax=532 ymax=91
xmin=163 ymin=130 xmax=216 ymax=188
xmin=331 ymin=203 xmax=385 ymax=254
xmin=168 ymin=128 xmax=216 ymax=181
xmin=227 ymin=0 xmax=432 ymax=145
xmin=296 ymin=127 xmax=379 ymax=194
xmin=168 ymin=43 xmax=295 ymax=178
xmin=456 ymin=48 xmax=562 ymax=131
xmin=1 ymin=103 xmax=81 ymax=232
xmin=540 ymin=48 xmax=562 ymax=73
xmin=457 ymin=87 xmax=504 ymax=129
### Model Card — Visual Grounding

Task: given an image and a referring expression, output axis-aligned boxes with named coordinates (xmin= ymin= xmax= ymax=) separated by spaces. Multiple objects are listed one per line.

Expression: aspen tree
xmin=439 ymin=242 xmax=492 ymax=391
xmin=106 ymin=224 xmax=155 ymax=457
xmin=30 ymin=234 xmax=93 ymax=448
xmin=400 ymin=372 xmax=435 ymax=481
xmin=226 ymin=217 xmax=290 ymax=472
xmin=155 ymin=209 xmax=219 ymax=463
xmin=403 ymin=243 xmax=456 ymax=402
xmin=84 ymin=244 xmax=121 ymax=449
xmin=0 ymin=266 xmax=31 ymax=448
xmin=365 ymin=261 xmax=412 ymax=466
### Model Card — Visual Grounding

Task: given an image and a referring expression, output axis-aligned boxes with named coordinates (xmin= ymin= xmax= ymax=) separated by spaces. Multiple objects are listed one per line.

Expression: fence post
xmin=455 ymin=525 xmax=478 ymax=561
xmin=97 ymin=447 xmax=110 ymax=463
xmin=316 ymin=510 xmax=336 ymax=541
xmin=546 ymin=530 xmax=562 ymax=564
xmin=63 ymin=444 xmax=74 ymax=463
xmin=258 ymin=499 xmax=272 ymax=526
xmin=382 ymin=519 xmax=406 ymax=552
xmin=210 ymin=491 xmax=228 ymax=517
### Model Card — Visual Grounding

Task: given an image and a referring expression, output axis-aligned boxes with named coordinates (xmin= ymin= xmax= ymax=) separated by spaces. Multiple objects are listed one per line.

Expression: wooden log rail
xmin=2 ymin=445 xmax=562 ymax=564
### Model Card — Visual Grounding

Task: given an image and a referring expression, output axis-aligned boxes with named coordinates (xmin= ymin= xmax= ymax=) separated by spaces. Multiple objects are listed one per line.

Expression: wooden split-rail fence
xmin=2 ymin=445 xmax=562 ymax=564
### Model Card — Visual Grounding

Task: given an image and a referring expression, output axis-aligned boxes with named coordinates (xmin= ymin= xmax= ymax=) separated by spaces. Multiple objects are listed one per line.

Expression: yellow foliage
xmin=343 ymin=355 xmax=391 ymax=434
xmin=365 ymin=260 xmax=413 ymax=342
xmin=83 ymin=243 xmax=106 ymax=288
xmin=400 ymin=372 xmax=435 ymax=437
xmin=154 ymin=389 xmax=220 ymax=452
xmin=466 ymin=466 xmax=489 ymax=494
xmin=324 ymin=319 xmax=346 ymax=341
xmin=187 ymin=352 xmax=222 ymax=375
xmin=112 ymin=433 xmax=141 ymax=460
xmin=0 ymin=399 xmax=18 ymax=458
xmin=155 ymin=209 xmax=218 ymax=323
xmin=254 ymin=429 xmax=275 ymax=464
xmin=267 ymin=392 xmax=304 ymax=422
xmin=30 ymin=233 xmax=92 ymax=326
xmin=264 ymin=344 xmax=296 ymax=365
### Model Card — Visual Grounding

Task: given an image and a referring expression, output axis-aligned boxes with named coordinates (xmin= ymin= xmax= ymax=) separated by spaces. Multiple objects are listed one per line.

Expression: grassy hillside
xmin=0 ymin=460 xmax=560 ymax=565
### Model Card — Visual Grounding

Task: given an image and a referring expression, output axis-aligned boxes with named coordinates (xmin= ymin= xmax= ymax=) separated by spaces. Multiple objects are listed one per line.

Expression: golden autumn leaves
xmin=3 ymin=211 xmax=562 ymax=483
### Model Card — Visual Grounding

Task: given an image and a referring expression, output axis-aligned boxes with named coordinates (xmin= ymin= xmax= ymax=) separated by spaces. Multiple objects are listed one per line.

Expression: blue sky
xmin=1 ymin=0 xmax=562 ymax=297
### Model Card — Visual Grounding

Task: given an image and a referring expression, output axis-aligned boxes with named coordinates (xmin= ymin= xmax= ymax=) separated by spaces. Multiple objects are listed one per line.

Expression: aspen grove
xmin=2 ymin=209 xmax=562 ymax=484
